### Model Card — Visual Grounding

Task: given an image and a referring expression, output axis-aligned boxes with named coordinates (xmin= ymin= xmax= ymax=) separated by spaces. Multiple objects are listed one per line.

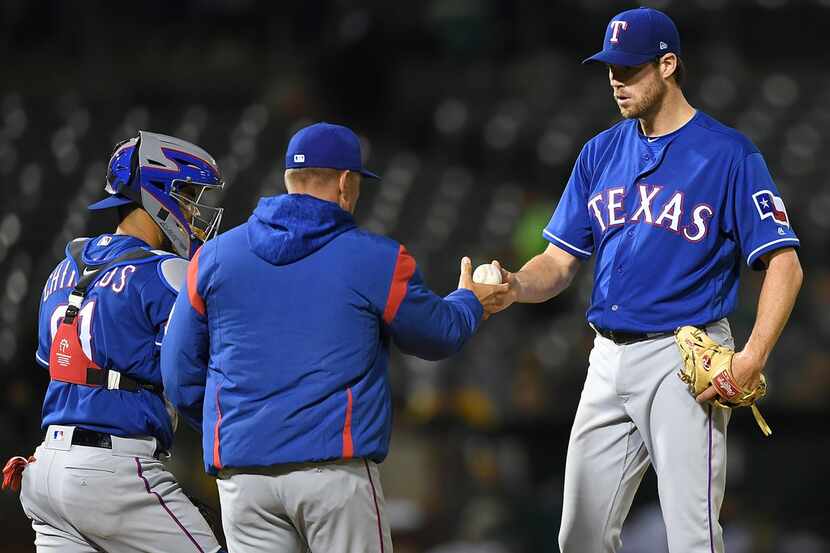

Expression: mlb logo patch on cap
xmin=293 ymin=154 xmax=305 ymax=163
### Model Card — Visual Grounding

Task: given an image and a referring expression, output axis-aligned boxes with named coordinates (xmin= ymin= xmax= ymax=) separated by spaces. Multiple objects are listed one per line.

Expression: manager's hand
xmin=457 ymin=257 xmax=510 ymax=319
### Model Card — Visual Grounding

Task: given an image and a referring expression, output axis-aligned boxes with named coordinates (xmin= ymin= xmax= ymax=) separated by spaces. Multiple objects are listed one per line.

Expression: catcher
xmin=3 ymin=132 xmax=227 ymax=552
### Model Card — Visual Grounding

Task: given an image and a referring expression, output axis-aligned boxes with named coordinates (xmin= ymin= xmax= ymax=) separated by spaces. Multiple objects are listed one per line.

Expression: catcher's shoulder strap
xmin=66 ymin=238 xmax=161 ymax=300
xmin=49 ymin=239 xmax=162 ymax=394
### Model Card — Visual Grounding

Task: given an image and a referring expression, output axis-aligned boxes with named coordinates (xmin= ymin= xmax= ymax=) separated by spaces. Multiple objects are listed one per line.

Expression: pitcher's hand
xmin=457 ymin=257 xmax=510 ymax=319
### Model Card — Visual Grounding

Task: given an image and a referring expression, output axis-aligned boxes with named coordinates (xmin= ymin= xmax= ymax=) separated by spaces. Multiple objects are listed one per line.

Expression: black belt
xmin=594 ymin=326 xmax=674 ymax=345
xmin=72 ymin=427 xmax=113 ymax=449
xmin=594 ymin=324 xmax=707 ymax=345
xmin=70 ymin=427 xmax=161 ymax=459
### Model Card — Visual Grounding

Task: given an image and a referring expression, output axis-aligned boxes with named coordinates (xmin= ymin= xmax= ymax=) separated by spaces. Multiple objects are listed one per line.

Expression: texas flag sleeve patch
xmin=752 ymin=190 xmax=790 ymax=227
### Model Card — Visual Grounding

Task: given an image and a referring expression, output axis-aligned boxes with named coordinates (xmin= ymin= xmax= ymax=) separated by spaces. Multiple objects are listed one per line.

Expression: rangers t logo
xmin=752 ymin=190 xmax=790 ymax=227
xmin=609 ymin=20 xmax=628 ymax=43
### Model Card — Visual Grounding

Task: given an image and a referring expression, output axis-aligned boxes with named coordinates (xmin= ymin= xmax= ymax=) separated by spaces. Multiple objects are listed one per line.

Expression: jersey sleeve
xmin=139 ymin=258 xmax=186 ymax=330
xmin=382 ymin=245 xmax=483 ymax=361
xmin=160 ymin=247 xmax=210 ymax=431
xmin=36 ymin=281 xmax=54 ymax=368
xmin=542 ymin=144 xmax=595 ymax=259
xmin=149 ymin=257 xmax=189 ymax=350
xmin=725 ymin=152 xmax=800 ymax=270
xmin=35 ymin=261 xmax=64 ymax=367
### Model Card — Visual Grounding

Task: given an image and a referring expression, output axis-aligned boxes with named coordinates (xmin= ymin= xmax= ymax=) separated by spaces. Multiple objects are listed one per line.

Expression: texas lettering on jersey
xmin=587 ymin=183 xmax=714 ymax=242
xmin=542 ymin=112 xmax=799 ymax=333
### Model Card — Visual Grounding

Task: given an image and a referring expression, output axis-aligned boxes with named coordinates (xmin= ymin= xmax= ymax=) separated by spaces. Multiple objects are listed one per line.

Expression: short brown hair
xmin=673 ymin=57 xmax=686 ymax=87
xmin=284 ymin=168 xmax=360 ymax=190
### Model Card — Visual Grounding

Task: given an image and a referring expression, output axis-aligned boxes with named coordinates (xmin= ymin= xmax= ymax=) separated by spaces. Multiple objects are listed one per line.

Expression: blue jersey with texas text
xmin=36 ymin=234 xmax=188 ymax=450
xmin=544 ymin=111 xmax=799 ymax=332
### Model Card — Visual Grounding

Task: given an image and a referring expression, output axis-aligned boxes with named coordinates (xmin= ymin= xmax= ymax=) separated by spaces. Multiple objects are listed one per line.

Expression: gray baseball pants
xmin=217 ymin=458 xmax=392 ymax=553
xmin=559 ymin=319 xmax=734 ymax=553
xmin=19 ymin=425 xmax=222 ymax=553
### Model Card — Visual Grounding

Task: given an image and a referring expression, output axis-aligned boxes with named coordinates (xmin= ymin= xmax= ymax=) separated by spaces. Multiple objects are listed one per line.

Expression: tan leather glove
xmin=675 ymin=326 xmax=771 ymax=436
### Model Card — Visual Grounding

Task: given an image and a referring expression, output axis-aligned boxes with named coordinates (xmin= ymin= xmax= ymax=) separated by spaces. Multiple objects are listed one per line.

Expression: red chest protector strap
xmin=49 ymin=240 xmax=161 ymax=394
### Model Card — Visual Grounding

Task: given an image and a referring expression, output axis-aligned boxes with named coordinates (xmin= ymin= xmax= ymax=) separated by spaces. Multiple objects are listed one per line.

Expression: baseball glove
xmin=674 ymin=326 xmax=771 ymax=436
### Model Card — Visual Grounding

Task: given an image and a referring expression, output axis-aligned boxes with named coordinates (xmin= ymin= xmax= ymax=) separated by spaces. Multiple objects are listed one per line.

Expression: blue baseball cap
xmin=583 ymin=7 xmax=681 ymax=67
xmin=285 ymin=122 xmax=380 ymax=180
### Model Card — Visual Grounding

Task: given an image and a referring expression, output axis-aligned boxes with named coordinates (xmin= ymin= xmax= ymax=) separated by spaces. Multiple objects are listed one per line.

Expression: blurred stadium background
xmin=2 ymin=1 xmax=829 ymax=551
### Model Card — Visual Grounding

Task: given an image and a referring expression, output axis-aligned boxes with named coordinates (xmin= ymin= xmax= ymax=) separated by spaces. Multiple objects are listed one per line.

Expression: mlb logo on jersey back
xmin=752 ymin=190 xmax=789 ymax=227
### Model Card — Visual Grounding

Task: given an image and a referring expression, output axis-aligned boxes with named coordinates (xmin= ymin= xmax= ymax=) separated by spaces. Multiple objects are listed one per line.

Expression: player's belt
xmin=70 ymin=428 xmax=161 ymax=459
xmin=593 ymin=324 xmax=707 ymax=345
xmin=593 ymin=326 xmax=673 ymax=345
xmin=71 ymin=427 xmax=114 ymax=449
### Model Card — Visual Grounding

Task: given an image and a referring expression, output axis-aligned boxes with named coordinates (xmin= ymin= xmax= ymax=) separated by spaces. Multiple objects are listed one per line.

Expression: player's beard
xmin=617 ymin=75 xmax=668 ymax=120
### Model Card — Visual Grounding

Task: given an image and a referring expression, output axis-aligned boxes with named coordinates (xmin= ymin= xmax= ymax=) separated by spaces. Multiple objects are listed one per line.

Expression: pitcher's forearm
xmin=514 ymin=245 xmax=580 ymax=304
xmin=743 ymin=249 xmax=803 ymax=364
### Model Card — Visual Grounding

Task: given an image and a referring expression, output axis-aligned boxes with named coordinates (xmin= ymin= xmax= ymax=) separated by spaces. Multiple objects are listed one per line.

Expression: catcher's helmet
xmin=89 ymin=131 xmax=225 ymax=259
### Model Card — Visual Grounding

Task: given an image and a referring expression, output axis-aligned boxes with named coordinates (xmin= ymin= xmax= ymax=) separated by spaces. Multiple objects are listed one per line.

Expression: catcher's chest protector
xmin=48 ymin=239 xmax=156 ymax=391
xmin=50 ymin=314 xmax=101 ymax=386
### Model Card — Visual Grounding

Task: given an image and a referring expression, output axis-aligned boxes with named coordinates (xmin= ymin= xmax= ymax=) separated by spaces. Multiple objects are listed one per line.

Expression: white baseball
xmin=472 ymin=263 xmax=502 ymax=285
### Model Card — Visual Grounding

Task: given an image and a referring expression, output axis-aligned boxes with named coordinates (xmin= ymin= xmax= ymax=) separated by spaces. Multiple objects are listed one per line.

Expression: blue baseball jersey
xmin=544 ymin=111 xmax=799 ymax=332
xmin=36 ymin=234 xmax=187 ymax=450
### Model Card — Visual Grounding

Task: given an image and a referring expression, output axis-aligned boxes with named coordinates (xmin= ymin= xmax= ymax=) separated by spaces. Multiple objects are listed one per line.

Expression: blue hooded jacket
xmin=161 ymin=194 xmax=483 ymax=473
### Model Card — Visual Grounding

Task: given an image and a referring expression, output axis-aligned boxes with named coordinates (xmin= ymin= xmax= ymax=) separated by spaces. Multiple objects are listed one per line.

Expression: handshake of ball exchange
xmin=457 ymin=257 xmax=516 ymax=320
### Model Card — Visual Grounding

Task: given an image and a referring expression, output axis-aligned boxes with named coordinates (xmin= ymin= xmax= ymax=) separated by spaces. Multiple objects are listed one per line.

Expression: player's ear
xmin=659 ymin=53 xmax=678 ymax=81
xmin=337 ymin=170 xmax=359 ymax=213
xmin=337 ymin=170 xmax=349 ymax=194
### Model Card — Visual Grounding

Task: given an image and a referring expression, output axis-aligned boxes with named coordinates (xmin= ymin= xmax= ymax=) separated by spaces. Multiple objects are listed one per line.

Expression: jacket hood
xmin=247 ymin=194 xmax=357 ymax=266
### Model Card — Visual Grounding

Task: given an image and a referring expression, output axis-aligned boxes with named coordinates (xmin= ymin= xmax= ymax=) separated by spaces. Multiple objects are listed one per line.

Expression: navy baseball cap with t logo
xmin=285 ymin=122 xmax=380 ymax=179
xmin=583 ymin=7 xmax=681 ymax=67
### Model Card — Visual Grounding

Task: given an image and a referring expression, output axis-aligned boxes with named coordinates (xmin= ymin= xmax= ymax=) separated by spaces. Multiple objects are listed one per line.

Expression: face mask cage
xmin=169 ymin=180 xmax=225 ymax=242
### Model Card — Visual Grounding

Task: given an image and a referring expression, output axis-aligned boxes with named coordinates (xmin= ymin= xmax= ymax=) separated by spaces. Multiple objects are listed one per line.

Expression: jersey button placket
xmin=604 ymin=230 xmax=629 ymax=324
